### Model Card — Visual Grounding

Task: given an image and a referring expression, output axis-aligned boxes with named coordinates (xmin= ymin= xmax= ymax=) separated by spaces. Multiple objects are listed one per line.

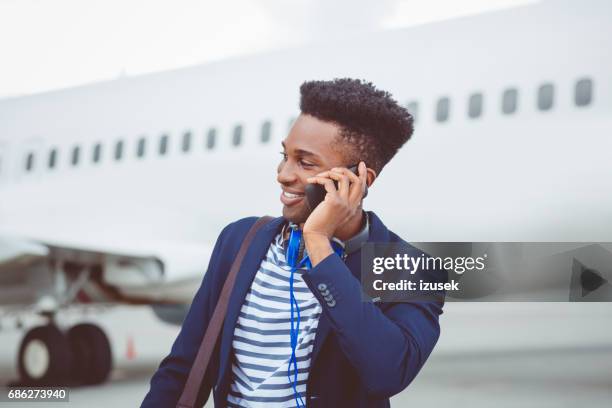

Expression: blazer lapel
xmin=217 ymin=216 xmax=284 ymax=386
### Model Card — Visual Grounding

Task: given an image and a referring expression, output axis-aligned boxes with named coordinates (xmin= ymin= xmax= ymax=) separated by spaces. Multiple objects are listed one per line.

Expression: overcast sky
xmin=0 ymin=0 xmax=534 ymax=98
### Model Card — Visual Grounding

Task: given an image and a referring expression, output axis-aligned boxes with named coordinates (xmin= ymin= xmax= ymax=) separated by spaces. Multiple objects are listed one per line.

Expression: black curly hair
xmin=299 ymin=78 xmax=414 ymax=175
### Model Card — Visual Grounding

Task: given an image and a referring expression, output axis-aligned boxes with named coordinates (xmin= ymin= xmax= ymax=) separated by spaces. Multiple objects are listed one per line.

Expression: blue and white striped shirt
xmin=227 ymin=227 xmax=323 ymax=407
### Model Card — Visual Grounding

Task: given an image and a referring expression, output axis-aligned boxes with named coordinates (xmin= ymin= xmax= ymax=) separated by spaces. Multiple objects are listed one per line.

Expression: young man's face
xmin=277 ymin=113 xmax=349 ymax=224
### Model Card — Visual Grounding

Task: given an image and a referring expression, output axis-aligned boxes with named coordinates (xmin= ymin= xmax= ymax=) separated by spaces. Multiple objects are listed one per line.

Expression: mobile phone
xmin=304 ymin=164 xmax=368 ymax=212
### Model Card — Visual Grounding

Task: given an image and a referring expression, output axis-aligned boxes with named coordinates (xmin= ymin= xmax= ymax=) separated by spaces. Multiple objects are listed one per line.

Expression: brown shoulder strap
xmin=177 ymin=216 xmax=274 ymax=408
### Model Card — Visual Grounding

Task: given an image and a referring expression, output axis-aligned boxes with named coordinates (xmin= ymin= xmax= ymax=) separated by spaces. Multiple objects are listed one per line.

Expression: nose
xmin=277 ymin=159 xmax=298 ymax=185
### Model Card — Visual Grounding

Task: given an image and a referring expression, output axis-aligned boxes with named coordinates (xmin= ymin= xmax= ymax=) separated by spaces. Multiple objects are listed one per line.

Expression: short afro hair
xmin=299 ymin=78 xmax=413 ymax=174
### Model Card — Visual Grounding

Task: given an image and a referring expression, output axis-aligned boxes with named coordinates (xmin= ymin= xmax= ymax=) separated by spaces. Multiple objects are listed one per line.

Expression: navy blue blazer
xmin=142 ymin=211 xmax=444 ymax=407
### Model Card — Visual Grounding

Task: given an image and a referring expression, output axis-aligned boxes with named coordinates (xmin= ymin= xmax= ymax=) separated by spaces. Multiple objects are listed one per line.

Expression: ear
xmin=366 ymin=167 xmax=377 ymax=188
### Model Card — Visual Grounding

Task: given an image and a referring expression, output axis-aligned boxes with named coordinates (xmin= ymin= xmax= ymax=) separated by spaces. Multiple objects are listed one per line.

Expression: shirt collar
xmin=280 ymin=212 xmax=369 ymax=255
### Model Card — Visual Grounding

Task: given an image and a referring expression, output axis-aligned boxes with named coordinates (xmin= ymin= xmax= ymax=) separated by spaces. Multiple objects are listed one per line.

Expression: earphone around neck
xmin=285 ymin=225 xmax=344 ymax=407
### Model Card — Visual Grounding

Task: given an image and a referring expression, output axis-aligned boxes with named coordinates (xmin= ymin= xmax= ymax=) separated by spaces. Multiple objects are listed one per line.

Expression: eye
xmin=279 ymin=151 xmax=288 ymax=161
xmin=299 ymin=160 xmax=314 ymax=168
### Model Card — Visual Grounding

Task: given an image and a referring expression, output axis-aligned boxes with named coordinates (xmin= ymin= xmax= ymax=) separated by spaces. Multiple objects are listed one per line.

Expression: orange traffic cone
xmin=126 ymin=335 xmax=136 ymax=360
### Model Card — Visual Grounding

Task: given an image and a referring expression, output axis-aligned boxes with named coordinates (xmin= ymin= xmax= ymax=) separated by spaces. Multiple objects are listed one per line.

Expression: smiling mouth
xmin=280 ymin=190 xmax=305 ymax=207
xmin=282 ymin=191 xmax=304 ymax=199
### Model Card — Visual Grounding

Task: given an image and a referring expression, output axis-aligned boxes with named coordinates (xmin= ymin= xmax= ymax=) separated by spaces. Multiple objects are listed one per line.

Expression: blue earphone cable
xmin=286 ymin=228 xmax=345 ymax=408
xmin=288 ymin=258 xmax=308 ymax=408
xmin=287 ymin=228 xmax=306 ymax=407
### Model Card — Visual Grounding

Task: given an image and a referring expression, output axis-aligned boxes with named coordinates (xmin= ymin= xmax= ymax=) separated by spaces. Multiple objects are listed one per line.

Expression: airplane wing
xmin=0 ymin=235 xmax=49 ymax=271
xmin=0 ymin=233 xmax=211 ymax=313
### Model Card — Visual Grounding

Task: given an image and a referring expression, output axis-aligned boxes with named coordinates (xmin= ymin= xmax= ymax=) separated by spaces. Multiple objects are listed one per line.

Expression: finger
xmin=308 ymin=170 xmax=338 ymax=188
xmin=355 ymin=161 xmax=368 ymax=199
xmin=327 ymin=170 xmax=350 ymax=199
xmin=314 ymin=170 xmax=334 ymax=178
xmin=329 ymin=166 xmax=362 ymax=204
xmin=345 ymin=162 xmax=367 ymax=202
xmin=306 ymin=176 xmax=338 ymax=195
xmin=331 ymin=167 xmax=360 ymax=199
xmin=331 ymin=167 xmax=360 ymax=185
xmin=358 ymin=161 xmax=367 ymax=185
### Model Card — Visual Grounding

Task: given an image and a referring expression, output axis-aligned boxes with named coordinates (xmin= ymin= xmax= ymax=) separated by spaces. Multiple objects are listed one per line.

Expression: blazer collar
xmin=279 ymin=212 xmax=370 ymax=256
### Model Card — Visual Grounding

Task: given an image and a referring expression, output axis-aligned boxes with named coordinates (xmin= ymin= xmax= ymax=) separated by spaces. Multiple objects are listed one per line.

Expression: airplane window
xmin=261 ymin=121 xmax=272 ymax=143
xmin=206 ymin=128 xmax=216 ymax=150
xmin=502 ymin=88 xmax=518 ymax=114
xmin=159 ymin=134 xmax=169 ymax=156
xmin=115 ymin=140 xmax=124 ymax=161
xmin=182 ymin=131 xmax=192 ymax=153
xmin=537 ymin=83 xmax=554 ymax=111
xmin=468 ymin=93 xmax=483 ymax=118
xmin=406 ymin=101 xmax=418 ymax=122
xmin=136 ymin=137 xmax=146 ymax=158
xmin=232 ymin=125 xmax=243 ymax=147
xmin=92 ymin=143 xmax=102 ymax=164
xmin=25 ymin=152 xmax=35 ymax=172
xmin=71 ymin=146 xmax=80 ymax=166
xmin=574 ymin=78 xmax=593 ymax=107
xmin=48 ymin=148 xmax=57 ymax=169
xmin=436 ymin=97 xmax=450 ymax=122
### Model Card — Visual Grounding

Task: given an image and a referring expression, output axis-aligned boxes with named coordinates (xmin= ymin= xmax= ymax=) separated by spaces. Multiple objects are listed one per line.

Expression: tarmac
xmin=0 ymin=302 xmax=611 ymax=407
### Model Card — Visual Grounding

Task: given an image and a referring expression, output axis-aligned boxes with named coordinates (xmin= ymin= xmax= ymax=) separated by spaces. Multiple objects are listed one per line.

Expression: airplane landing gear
xmin=67 ymin=323 xmax=112 ymax=385
xmin=18 ymin=324 xmax=73 ymax=386
xmin=17 ymin=323 xmax=112 ymax=386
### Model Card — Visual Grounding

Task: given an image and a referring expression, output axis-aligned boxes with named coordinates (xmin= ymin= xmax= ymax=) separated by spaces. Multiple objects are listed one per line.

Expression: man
xmin=142 ymin=78 xmax=444 ymax=407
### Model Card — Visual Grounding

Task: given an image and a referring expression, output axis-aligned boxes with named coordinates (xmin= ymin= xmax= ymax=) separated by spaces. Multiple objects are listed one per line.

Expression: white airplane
xmin=0 ymin=0 xmax=610 ymax=386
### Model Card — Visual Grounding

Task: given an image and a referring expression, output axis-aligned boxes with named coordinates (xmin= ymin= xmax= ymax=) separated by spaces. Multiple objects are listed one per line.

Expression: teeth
xmin=283 ymin=191 xmax=303 ymax=199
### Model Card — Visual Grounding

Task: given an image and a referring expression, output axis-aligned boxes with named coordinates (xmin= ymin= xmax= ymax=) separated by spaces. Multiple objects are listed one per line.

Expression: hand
xmin=303 ymin=161 xmax=368 ymax=240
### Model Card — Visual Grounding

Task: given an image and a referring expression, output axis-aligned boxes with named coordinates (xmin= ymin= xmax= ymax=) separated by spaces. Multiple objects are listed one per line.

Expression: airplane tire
xmin=67 ymin=323 xmax=113 ymax=385
xmin=18 ymin=324 xmax=73 ymax=386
